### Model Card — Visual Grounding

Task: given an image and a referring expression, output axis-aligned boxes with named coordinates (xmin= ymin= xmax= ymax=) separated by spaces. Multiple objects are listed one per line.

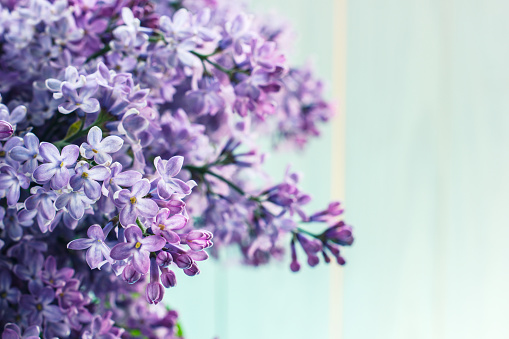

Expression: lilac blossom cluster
xmin=0 ymin=0 xmax=352 ymax=337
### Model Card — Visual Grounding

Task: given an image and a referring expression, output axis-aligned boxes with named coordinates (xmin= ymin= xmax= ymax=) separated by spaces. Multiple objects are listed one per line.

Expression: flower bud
xmin=0 ymin=120 xmax=14 ymax=139
xmin=156 ymin=251 xmax=173 ymax=267
xmin=146 ymin=282 xmax=164 ymax=304
xmin=161 ymin=269 xmax=177 ymax=288
xmin=183 ymin=263 xmax=200 ymax=276
xmin=175 ymin=254 xmax=193 ymax=269
xmin=122 ymin=264 xmax=142 ymax=284
xmin=184 ymin=230 xmax=213 ymax=251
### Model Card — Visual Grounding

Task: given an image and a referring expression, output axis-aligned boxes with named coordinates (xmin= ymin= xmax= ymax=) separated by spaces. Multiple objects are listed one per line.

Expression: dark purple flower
xmin=33 ymin=143 xmax=79 ymax=189
xmin=110 ymin=225 xmax=165 ymax=274
xmin=160 ymin=268 xmax=177 ymax=288
xmin=0 ymin=270 xmax=20 ymax=310
xmin=323 ymin=222 xmax=354 ymax=246
xmin=19 ymin=281 xmax=64 ymax=326
xmin=67 ymin=224 xmax=112 ymax=269
xmin=70 ymin=162 xmax=110 ymax=200
xmin=40 ymin=256 xmax=74 ymax=288
xmin=113 ymin=179 xmax=158 ymax=226
xmin=146 ymin=258 xmax=164 ymax=304
xmin=0 ymin=120 xmax=13 ymax=140
xmin=122 ymin=263 xmax=142 ymax=284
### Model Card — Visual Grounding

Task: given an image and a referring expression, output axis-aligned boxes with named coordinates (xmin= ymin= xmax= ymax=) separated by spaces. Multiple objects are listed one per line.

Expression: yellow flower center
xmin=33 ymin=154 xmax=38 ymax=159
xmin=135 ymin=242 xmax=141 ymax=249
xmin=60 ymin=162 xmax=65 ymax=168
xmin=92 ymin=149 xmax=98 ymax=153
xmin=158 ymin=224 xmax=165 ymax=230
xmin=81 ymin=172 xmax=89 ymax=178
xmin=130 ymin=197 xmax=137 ymax=204
xmin=36 ymin=304 xmax=43 ymax=311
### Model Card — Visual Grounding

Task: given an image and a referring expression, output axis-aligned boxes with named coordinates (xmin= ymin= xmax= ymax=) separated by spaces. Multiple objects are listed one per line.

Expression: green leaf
xmin=64 ymin=119 xmax=83 ymax=140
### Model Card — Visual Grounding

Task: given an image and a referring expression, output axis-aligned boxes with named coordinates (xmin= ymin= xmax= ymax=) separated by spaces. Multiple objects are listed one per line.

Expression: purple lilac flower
xmin=55 ymin=189 xmax=94 ymax=220
xmin=113 ymin=179 xmax=158 ymax=226
xmin=0 ymin=164 xmax=30 ymax=206
xmin=58 ymin=83 xmax=100 ymax=115
xmin=1 ymin=323 xmax=40 ymax=339
xmin=80 ymin=126 xmax=124 ymax=165
xmin=70 ymin=162 xmax=110 ymax=200
xmin=19 ymin=281 xmax=64 ymax=326
xmin=24 ymin=187 xmax=58 ymax=225
xmin=154 ymin=156 xmax=193 ymax=199
xmin=40 ymin=256 xmax=74 ymax=288
xmin=110 ymin=225 xmax=165 ymax=274
xmin=0 ymin=270 xmax=20 ymax=311
xmin=150 ymin=208 xmax=187 ymax=244
xmin=183 ymin=230 xmax=213 ymax=251
xmin=102 ymin=162 xmax=142 ymax=196
xmin=67 ymin=224 xmax=112 ymax=269
xmin=146 ymin=257 xmax=164 ymax=304
xmin=0 ymin=105 xmax=26 ymax=133
xmin=33 ymin=143 xmax=79 ymax=189
xmin=9 ymin=133 xmax=43 ymax=174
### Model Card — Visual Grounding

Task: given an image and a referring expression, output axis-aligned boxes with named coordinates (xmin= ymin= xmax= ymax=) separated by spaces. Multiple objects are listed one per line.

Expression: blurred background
xmin=170 ymin=0 xmax=509 ymax=338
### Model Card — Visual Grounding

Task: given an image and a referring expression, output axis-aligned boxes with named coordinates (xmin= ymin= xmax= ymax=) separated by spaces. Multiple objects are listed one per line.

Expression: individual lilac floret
xmin=323 ymin=222 xmax=354 ymax=246
xmin=0 ymin=270 xmax=20 ymax=311
xmin=19 ymin=281 xmax=64 ymax=326
xmin=102 ymin=162 xmax=142 ymax=196
xmin=0 ymin=120 xmax=13 ymax=140
xmin=40 ymin=256 xmax=74 ymax=288
xmin=113 ymin=179 xmax=158 ymax=226
xmin=183 ymin=230 xmax=213 ymax=251
xmin=9 ymin=133 xmax=43 ymax=173
xmin=70 ymin=162 xmax=110 ymax=200
xmin=1 ymin=323 xmax=40 ymax=339
xmin=146 ymin=258 xmax=164 ymax=305
xmin=24 ymin=187 xmax=58 ymax=224
xmin=55 ymin=189 xmax=94 ymax=220
xmin=67 ymin=224 xmax=113 ymax=269
xmin=33 ymin=143 xmax=79 ymax=189
xmin=109 ymin=225 xmax=166 ymax=274
xmin=0 ymin=105 xmax=26 ymax=134
xmin=154 ymin=156 xmax=193 ymax=199
xmin=45 ymin=65 xmax=86 ymax=99
xmin=0 ymin=164 xmax=30 ymax=206
xmin=80 ymin=126 xmax=124 ymax=165
xmin=150 ymin=208 xmax=187 ymax=244
xmin=58 ymin=83 xmax=100 ymax=114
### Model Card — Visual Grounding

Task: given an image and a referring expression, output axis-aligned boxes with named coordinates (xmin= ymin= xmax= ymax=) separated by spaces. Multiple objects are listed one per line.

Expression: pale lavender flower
xmin=67 ymin=224 xmax=112 ymax=269
xmin=80 ymin=126 xmax=124 ymax=165
xmin=24 ymin=187 xmax=58 ymax=224
xmin=113 ymin=179 xmax=158 ymax=226
xmin=58 ymin=83 xmax=100 ymax=114
xmin=9 ymin=133 xmax=43 ymax=174
xmin=109 ymin=225 xmax=165 ymax=274
xmin=33 ymin=143 xmax=79 ymax=189
xmin=0 ymin=163 xmax=29 ymax=206
xmin=45 ymin=66 xmax=86 ymax=99
xmin=0 ymin=105 xmax=26 ymax=133
xmin=101 ymin=162 xmax=142 ymax=196
xmin=70 ymin=162 xmax=110 ymax=200
xmin=154 ymin=156 xmax=193 ymax=199
xmin=55 ymin=189 xmax=94 ymax=220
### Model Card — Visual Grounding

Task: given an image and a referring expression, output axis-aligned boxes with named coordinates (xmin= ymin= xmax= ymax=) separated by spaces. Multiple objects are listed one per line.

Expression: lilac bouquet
xmin=0 ymin=0 xmax=353 ymax=337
